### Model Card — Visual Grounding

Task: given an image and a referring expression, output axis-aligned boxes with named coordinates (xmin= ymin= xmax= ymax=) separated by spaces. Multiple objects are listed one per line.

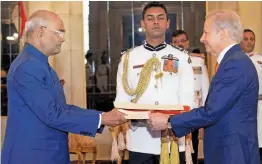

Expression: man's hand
xmin=101 ymin=108 xmax=127 ymax=127
xmin=148 ymin=112 xmax=169 ymax=131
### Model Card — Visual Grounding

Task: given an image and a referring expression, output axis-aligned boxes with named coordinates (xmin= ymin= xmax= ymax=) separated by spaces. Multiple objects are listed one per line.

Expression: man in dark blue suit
xmin=148 ymin=10 xmax=260 ymax=164
xmin=1 ymin=10 xmax=127 ymax=164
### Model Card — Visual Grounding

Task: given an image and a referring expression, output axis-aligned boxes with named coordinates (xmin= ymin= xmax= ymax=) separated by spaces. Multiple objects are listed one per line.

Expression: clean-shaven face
xmin=141 ymin=7 xmax=170 ymax=39
xmin=241 ymin=31 xmax=255 ymax=53
xmin=200 ymin=18 xmax=222 ymax=56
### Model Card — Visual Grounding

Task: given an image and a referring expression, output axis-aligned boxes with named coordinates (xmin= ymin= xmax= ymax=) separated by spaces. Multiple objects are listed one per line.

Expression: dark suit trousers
xmin=191 ymin=130 xmax=199 ymax=164
xmin=128 ymin=151 xmax=160 ymax=164
xmin=259 ymin=147 xmax=262 ymax=164
xmin=128 ymin=151 xmax=185 ymax=164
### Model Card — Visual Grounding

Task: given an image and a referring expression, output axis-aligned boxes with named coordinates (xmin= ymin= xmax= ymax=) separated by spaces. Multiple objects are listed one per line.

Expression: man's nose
xmin=60 ymin=36 xmax=65 ymax=42
xmin=154 ymin=19 xmax=159 ymax=24
xmin=200 ymin=35 xmax=204 ymax=43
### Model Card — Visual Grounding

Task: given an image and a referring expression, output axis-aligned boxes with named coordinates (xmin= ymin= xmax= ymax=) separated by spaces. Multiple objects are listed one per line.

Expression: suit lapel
xmin=219 ymin=44 xmax=242 ymax=67
xmin=205 ymin=44 xmax=242 ymax=104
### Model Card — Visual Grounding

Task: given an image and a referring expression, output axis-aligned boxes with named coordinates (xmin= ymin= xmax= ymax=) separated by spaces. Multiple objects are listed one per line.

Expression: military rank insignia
xmin=188 ymin=57 xmax=192 ymax=64
xmin=162 ymin=54 xmax=179 ymax=73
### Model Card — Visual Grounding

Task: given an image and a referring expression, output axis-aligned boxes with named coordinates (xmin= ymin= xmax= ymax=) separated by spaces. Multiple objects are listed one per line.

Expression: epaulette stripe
xmin=169 ymin=44 xmax=189 ymax=54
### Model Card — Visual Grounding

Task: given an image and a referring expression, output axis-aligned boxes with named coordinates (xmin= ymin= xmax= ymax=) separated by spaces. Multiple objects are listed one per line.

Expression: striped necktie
xmin=215 ymin=62 xmax=220 ymax=73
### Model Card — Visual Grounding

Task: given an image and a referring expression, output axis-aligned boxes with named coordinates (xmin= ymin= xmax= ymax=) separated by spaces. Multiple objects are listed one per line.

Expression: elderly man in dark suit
xmin=148 ymin=10 xmax=260 ymax=164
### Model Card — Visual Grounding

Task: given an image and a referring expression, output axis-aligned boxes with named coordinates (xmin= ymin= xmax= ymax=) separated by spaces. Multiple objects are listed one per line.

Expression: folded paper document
xmin=114 ymin=102 xmax=190 ymax=119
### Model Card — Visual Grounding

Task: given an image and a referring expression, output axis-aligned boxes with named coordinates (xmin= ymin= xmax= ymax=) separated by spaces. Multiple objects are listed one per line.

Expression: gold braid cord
xmin=169 ymin=128 xmax=180 ymax=164
xmin=122 ymin=50 xmax=163 ymax=103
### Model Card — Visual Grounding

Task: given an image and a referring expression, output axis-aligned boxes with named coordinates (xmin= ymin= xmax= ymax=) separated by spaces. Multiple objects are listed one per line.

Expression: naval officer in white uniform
xmin=241 ymin=28 xmax=262 ymax=162
xmin=115 ymin=2 xmax=194 ymax=164
xmin=171 ymin=29 xmax=210 ymax=164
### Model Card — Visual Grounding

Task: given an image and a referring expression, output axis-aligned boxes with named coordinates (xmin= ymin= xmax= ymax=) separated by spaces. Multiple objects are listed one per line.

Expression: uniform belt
xmin=193 ymin=67 xmax=202 ymax=74
xmin=259 ymin=94 xmax=262 ymax=100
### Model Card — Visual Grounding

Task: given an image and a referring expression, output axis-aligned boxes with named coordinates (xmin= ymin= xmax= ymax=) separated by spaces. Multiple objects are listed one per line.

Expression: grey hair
xmin=206 ymin=10 xmax=243 ymax=43
xmin=24 ymin=16 xmax=48 ymax=39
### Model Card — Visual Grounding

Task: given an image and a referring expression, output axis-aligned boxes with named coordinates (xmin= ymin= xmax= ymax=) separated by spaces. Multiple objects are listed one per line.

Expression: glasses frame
xmin=42 ymin=26 xmax=65 ymax=39
xmin=172 ymin=39 xmax=188 ymax=44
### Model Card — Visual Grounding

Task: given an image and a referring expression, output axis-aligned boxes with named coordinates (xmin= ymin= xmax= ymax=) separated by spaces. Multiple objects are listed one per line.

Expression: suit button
xmin=155 ymin=101 xmax=159 ymax=105
xmin=152 ymin=53 xmax=156 ymax=57
xmin=154 ymin=85 xmax=157 ymax=88
xmin=137 ymin=73 xmax=140 ymax=76
xmin=194 ymin=78 xmax=196 ymax=80
xmin=170 ymin=73 xmax=172 ymax=76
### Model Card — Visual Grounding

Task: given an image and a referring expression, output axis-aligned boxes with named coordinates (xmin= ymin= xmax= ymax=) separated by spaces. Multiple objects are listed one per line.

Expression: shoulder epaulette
xmin=119 ymin=46 xmax=136 ymax=64
xmin=121 ymin=46 xmax=137 ymax=56
xmin=169 ymin=44 xmax=189 ymax=54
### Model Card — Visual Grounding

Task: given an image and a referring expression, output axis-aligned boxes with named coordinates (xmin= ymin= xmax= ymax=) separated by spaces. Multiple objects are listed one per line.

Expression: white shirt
xmin=115 ymin=43 xmax=194 ymax=154
xmin=217 ymin=43 xmax=237 ymax=64
xmin=247 ymin=52 xmax=262 ymax=147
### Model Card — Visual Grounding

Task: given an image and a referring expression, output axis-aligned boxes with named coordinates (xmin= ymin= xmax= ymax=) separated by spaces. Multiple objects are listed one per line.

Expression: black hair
xmin=172 ymin=30 xmax=188 ymax=40
xmin=142 ymin=1 xmax=168 ymax=20
xmin=85 ymin=51 xmax=93 ymax=59
xmin=192 ymin=48 xmax=201 ymax=54
xmin=243 ymin=29 xmax=255 ymax=38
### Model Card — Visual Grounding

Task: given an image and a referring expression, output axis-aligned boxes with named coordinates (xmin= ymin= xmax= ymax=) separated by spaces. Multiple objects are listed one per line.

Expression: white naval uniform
xmin=248 ymin=52 xmax=262 ymax=148
xmin=86 ymin=63 xmax=93 ymax=90
xmin=96 ymin=64 xmax=110 ymax=92
xmin=115 ymin=43 xmax=194 ymax=155
xmin=190 ymin=56 xmax=209 ymax=159
xmin=190 ymin=56 xmax=209 ymax=108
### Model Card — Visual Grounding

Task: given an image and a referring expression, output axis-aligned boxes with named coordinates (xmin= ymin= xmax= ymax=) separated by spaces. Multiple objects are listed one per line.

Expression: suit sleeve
xmin=201 ymin=63 xmax=210 ymax=105
xmin=115 ymin=55 xmax=132 ymax=102
xmin=170 ymin=61 xmax=246 ymax=137
xmin=14 ymin=60 xmax=103 ymax=137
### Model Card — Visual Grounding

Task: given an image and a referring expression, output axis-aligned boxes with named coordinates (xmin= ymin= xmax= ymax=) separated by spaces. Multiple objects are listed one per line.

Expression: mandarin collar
xmin=24 ymin=43 xmax=49 ymax=65
xmin=143 ymin=41 xmax=167 ymax=51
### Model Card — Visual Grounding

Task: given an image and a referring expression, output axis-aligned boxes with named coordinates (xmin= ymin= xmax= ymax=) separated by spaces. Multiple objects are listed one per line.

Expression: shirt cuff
xmin=98 ymin=114 xmax=102 ymax=129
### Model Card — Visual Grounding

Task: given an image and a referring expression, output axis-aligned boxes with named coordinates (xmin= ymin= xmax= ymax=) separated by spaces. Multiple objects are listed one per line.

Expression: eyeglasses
xmin=42 ymin=26 xmax=65 ymax=39
xmin=172 ymin=39 xmax=188 ymax=44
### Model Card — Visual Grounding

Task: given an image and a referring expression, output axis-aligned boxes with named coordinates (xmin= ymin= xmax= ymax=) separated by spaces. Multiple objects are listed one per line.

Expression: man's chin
xmin=151 ymin=35 xmax=164 ymax=40
xmin=204 ymin=48 xmax=212 ymax=55
xmin=247 ymin=49 xmax=254 ymax=53
xmin=52 ymin=49 xmax=61 ymax=55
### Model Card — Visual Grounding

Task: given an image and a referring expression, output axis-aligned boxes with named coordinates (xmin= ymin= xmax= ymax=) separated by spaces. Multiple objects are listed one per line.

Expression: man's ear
xmin=140 ymin=20 xmax=145 ymax=31
xmin=36 ymin=27 xmax=43 ymax=38
xmin=219 ymin=28 xmax=228 ymax=41
xmin=166 ymin=19 xmax=170 ymax=29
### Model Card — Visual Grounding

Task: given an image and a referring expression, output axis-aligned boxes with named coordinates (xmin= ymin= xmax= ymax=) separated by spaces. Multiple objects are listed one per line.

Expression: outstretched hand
xmin=101 ymin=108 xmax=127 ymax=127
xmin=148 ymin=112 xmax=169 ymax=131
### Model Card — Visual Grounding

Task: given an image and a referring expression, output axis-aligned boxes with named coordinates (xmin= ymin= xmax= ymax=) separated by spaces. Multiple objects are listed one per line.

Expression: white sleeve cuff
xmin=98 ymin=114 xmax=102 ymax=129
